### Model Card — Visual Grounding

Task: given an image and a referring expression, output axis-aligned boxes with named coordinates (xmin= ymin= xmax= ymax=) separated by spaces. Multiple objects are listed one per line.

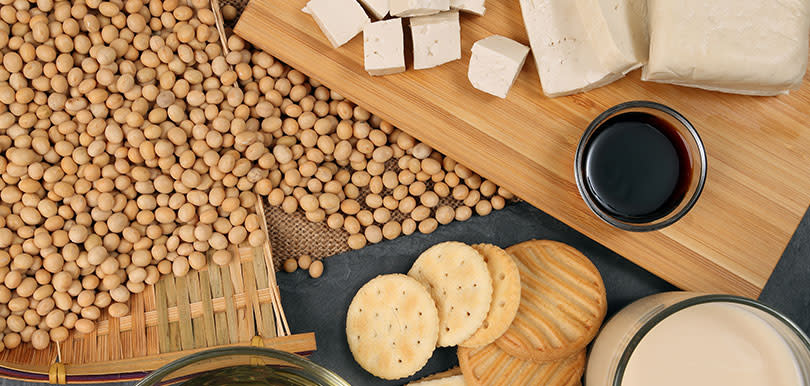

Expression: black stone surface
xmin=2 ymin=202 xmax=809 ymax=386
xmin=276 ymin=202 xmax=677 ymax=386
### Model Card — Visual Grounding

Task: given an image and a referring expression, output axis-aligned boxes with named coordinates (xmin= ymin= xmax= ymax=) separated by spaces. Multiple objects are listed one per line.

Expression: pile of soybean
xmin=0 ymin=0 xmax=511 ymax=352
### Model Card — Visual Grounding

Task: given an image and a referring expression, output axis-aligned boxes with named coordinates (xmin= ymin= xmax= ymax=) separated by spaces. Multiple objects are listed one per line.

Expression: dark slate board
xmin=276 ymin=202 xmax=677 ymax=385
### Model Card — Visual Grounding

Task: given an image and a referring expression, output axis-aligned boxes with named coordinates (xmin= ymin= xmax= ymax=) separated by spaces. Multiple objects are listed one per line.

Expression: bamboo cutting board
xmin=235 ymin=0 xmax=810 ymax=298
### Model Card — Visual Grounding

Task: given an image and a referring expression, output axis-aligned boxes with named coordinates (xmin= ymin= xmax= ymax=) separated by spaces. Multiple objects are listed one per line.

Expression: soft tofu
xmin=391 ymin=0 xmax=450 ymax=17
xmin=468 ymin=35 xmax=530 ymax=98
xmin=411 ymin=11 xmax=461 ymax=70
xmin=643 ymin=0 xmax=810 ymax=95
xmin=576 ymin=0 xmax=648 ymax=74
xmin=450 ymin=0 xmax=485 ymax=15
xmin=359 ymin=0 xmax=389 ymax=19
xmin=305 ymin=0 xmax=370 ymax=48
xmin=519 ymin=0 xmax=623 ymax=97
xmin=364 ymin=19 xmax=406 ymax=76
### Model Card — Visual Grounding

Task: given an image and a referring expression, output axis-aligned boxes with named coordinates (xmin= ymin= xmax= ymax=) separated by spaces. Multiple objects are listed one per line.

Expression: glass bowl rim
xmin=574 ymin=100 xmax=708 ymax=232
xmin=611 ymin=294 xmax=810 ymax=386
xmin=135 ymin=346 xmax=351 ymax=386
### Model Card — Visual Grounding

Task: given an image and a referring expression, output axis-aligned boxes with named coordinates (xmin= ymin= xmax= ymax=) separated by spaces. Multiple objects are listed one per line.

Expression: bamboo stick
xmin=256 ymin=200 xmax=291 ymax=336
xmin=197 ymin=269 xmax=218 ymax=347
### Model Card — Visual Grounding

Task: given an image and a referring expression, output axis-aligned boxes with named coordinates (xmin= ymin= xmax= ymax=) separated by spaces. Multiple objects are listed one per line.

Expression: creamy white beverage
xmin=585 ymin=293 xmax=809 ymax=386
xmin=622 ymin=302 xmax=802 ymax=386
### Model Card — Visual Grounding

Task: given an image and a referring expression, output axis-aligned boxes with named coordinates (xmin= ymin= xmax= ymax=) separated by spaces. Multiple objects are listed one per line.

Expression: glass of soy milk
xmin=586 ymin=292 xmax=810 ymax=386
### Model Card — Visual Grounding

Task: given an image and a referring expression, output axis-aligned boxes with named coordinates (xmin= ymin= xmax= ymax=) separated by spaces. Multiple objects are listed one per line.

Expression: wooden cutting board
xmin=235 ymin=0 xmax=810 ymax=298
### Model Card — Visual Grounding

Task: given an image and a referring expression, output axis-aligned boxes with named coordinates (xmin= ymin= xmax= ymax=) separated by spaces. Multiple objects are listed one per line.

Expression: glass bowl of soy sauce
xmin=575 ymin=101 xmax=707 ymax=232
xmin=136 ymin=347 xmax=350 ymax=386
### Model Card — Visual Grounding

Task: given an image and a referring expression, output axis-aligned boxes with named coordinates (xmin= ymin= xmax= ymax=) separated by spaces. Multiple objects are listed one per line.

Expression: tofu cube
xmin=359 ymin=0 xmax=390 ymax=19
xmin=391 ymin=0 xmax=450 ymax=17
xmin=450 ymin=0 xmax=485 ymax=15
xmin=410 ymin=11 xmax=461 ymax=70
xmin=643 ymin=0 xmax=810 ymax=95
xmin=306 ymin=0 xmax=370 ymax=48
xmin=468 ymin=35 xmax=530 ymax=98
xmin=364 ymin=19 xmax=406 ymax=76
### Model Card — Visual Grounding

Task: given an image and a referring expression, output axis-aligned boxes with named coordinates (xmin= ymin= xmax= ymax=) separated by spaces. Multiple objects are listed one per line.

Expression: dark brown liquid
xmin=583 ymin=112 xmax=692 ymax=223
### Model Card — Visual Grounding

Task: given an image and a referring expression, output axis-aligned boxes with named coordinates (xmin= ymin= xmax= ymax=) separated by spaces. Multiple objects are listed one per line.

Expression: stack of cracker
xmin=346 ymin=241 xmax=521 ymax=380
xmin=345 ymin=240 xmax=606 ymax=385
xmin=458 ymin=240 xmax=607 ymax=386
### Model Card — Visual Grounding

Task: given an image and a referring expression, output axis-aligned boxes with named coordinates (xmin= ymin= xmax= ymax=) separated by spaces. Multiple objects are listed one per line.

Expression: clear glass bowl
xmin=585 ymin=292 xmax=810 ymax=386
xmin=136 ymin=347 xmax=349 ymax=386
xmin=574 ymin=101 xmax=707 ymax=231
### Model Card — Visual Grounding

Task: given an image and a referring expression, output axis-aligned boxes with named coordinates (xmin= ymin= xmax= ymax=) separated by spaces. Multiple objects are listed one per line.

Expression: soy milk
xmin=622 ymin=303 xmax=802 ymax=386
xmin=585 ymin=293 xmax=809 ymax=386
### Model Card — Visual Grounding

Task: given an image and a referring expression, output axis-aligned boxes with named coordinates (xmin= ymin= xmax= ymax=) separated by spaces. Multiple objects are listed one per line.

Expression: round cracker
xmin=458 ymin=342 xmax=585 ymax=386
xmin=408 ymin=241 xmax=493 ymax=347
xmin=496 ymin=240 xmax=607 ymax=362
xmin=460 ymin=244 xmax=521 ymax=348
xmin=346 ymin=274 xmax=439 ymax=380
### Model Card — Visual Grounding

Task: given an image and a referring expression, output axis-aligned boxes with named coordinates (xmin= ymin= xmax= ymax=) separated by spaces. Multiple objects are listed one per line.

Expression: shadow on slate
xmin=277 ymin=202 xmax=675 ymax=386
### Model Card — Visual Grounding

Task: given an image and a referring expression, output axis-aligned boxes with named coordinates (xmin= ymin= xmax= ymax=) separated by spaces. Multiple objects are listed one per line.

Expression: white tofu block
xmin=643 ymin=0 xmax=810 ymax=96
xmin=468 ymin=35 xmax=530 ymax=98
xmin=411 ymin=11 xmax=461 ymax=70
xmin=391 ymin=0 xmax=450 ymax=17
xmin=364 ymin=19 xmax=406 ymax=76
xmin=450 ymin=0 xmax=485 ymax=15
xmin=519 ymin=0 xmax=622 ymax=97
xmin=306 ymin=0 xmax=370 ymax=48
xmin=575 ymin=0 xmax=648 ymax=74
xmin=359 ymin=0 xmax=389 ymax=19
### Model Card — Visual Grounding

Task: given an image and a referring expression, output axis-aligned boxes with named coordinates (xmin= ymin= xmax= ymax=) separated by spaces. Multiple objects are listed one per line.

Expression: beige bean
xmin=108 ymin=302 xmax=129 ymax=318
xmin=382 ymin=221 xmax=402 ymax=240
xmin=212 ymin=250 xmax=232 ymax=266
xmin=455 ymin=206 xmax=473 ymax=222
xmin=365 ymin=226 xmax=383 ymax=244
xmin=308 ymin=260 xmax=323 ymax=278
xmin=475 ymin=200 xmax=493 ymax=216
xmin=297 ymin=255 xmax=312 ymax=270
xmin=418 ymin=219 xmax=439 ymax=234
xmin=436 ymin=206 xmax=455 ymax=225
xmin=283 ymin=258 xmax=298 ymax=273
xmin=347 ymin=234 xmax=367 ymax=250
xmin=401 ymin=219 xmax=417 ymax=236
xmin=411 ymin=206 xmax=431 ymax=222
xmin=75 ymin=318 xmax=95 ymax=334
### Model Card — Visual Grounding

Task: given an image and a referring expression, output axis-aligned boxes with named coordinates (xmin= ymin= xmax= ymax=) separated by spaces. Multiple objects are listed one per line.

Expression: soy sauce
xmin=582 ymin=112 xmax=692 ymax=223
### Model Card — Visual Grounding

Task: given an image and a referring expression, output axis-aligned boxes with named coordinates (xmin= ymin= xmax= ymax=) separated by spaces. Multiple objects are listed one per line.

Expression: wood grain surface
xmin=235 ymin=0 xmax=810 ymax=298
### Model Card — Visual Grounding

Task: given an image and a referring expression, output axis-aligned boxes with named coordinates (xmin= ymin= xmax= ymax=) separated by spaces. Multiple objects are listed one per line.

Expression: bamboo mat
xmin=0 ymin=243 xmax=313 ymax=383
